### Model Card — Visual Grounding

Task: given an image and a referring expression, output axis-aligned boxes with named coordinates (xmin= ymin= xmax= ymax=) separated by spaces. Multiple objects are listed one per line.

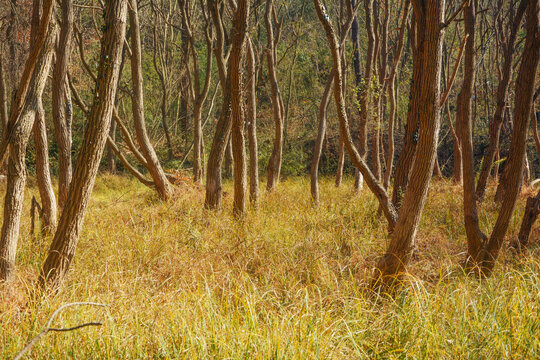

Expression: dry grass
xmin=1 ymin=175 xmax=539 ymax=359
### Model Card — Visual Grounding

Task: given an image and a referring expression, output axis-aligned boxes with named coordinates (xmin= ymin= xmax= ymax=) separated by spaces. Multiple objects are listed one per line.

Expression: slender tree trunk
xmin=129 ymin=0 xmax=171 ymax=200
xmin=310 ymin=74 xmax=333 ymax=204
xmin=33 ymin=98 xmax=57 ymax=234
xmin=247 ymin=38 xmax=259 ymax=205
xmin=51 ymin=0 xmax=74 ymax=211
xmin=375 ymin=0 xmax=445 ymax=283
xmin=335 ymin=138 xmax=345 ymax=187
xmin=40 ymin=0 xmax=128 ymax=289
xmin=265 ymin=0 xmax=284 ymax=191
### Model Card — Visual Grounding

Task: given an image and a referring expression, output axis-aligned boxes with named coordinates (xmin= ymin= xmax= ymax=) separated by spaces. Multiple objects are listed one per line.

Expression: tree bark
xmin=40 ymin=0 xmax=128 ymax=289
xmin=374 ymin=0 xmax=445 ymax=283
xmin=247 ymin=38 xmax=259 ymax=206
xmin=230 ymin=0 xmax=249 ymax=216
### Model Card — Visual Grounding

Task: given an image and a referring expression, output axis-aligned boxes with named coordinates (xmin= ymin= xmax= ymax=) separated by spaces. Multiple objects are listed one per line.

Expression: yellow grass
xmin=1 ymin=175 xmax=539 ymax=359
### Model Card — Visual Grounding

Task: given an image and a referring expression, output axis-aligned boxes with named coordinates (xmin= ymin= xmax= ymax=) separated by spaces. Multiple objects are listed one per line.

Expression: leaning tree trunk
xmin=129 ymin=0 xmax=171 ymax=200
xmin=374 ymin=0 xmax=445 ymax=284
xmin=51 ymin=0 xmax=74 ymax=211
xmin=39 ymin=0 xmax=128 ymax=289
xmin=0 ymin=8 xmax=57 ymax=281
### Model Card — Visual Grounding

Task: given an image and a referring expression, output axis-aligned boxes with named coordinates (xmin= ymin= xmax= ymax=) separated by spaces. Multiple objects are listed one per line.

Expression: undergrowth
xmin=1 ymin=175 xmax=539 ymax=359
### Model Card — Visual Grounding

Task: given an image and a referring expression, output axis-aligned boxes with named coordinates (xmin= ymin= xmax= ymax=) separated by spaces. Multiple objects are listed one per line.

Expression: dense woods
xmin=1 ymin=0 xmax=540 ymax=357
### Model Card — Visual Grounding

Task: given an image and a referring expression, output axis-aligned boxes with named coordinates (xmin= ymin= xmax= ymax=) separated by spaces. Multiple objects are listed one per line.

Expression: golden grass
xmin=1 ymin=175 xmax=539 ymax=359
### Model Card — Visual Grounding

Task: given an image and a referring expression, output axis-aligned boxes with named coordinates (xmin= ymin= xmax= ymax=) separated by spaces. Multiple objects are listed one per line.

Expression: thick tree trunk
xmin=40 ymin=0 xmax=128 ymax=289
xmin=0 ymin=6 xmax=57 ymax=281
xmin=129 ymin=0 xmax=171 ymax=200
xmin=230 ymin=0 xmax=249 ymax=216
xmin=375 ymin=0 xmax=445 ymax=283
xmin=266 ymin=0 xmax=284 ymax=191
xmin=475 ymin=1 xmax=527 ymax=200
xmin=247 ymin=38 xmax=259 ymax=205
xmin=51 ymin=0 xmax=74 ymax=211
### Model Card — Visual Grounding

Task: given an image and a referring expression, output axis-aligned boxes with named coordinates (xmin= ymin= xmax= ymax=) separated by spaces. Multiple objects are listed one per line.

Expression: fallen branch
xmin=13 ymin=302 xmax=108 ymax=360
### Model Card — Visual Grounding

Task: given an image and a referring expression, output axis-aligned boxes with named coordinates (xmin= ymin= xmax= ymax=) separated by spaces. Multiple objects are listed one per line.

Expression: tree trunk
xmin=129 ymin=0 xmax=171 ymax=200
xmin=247 ymin=38 xmax=259 ymax=206
xmin=515 ymin=189 xmax=540 ymax=250
xmin=39 ymin=0 xmax=128 ymax=289
xmin=310 ymin=74 xmax=333 ymax=204
xmin=374 ymin=0 xmax=445 ymax=283
xmin=230 ymin=0 xmax=249 ymax=216
xmin=266 ymin=0 xmax=284 ymax=191
xmin=335 ymin=137 xmax=345 ymax=187
xmin=33 ymin=99 xmax=57 ymax=235
xmin=51 ymin=0 xmax=74 ymax=211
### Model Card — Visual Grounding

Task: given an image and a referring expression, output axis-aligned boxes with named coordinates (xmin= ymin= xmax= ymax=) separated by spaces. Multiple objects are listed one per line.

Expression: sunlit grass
xmin=1 ymin=175 xmax=539 ymax=359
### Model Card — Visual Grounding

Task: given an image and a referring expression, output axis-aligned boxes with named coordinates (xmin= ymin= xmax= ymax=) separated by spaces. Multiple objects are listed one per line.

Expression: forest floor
xmin=1 ymin=175 xmax=540 ymax=359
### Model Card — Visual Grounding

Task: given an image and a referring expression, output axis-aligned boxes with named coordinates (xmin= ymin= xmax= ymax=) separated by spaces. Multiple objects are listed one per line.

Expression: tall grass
xmin=1 ymin=176 xmax=539 ymax=359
